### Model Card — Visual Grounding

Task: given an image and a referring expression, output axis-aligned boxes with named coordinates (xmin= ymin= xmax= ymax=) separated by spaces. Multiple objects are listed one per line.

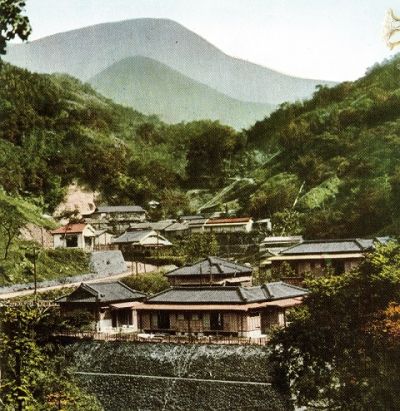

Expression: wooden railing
xmin=56 ymin=331 xmax=268 ymax=346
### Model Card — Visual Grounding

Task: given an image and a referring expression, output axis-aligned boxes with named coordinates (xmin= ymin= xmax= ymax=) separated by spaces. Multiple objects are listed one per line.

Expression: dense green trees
xmin=244 ymin=54 xmax=400 ymax=237
xmin=0 ymin=0 xmax=31 ymax=55
xmin=270 ymin=243 xmax=400 ymax=409
xmin=0 ymin=303 xmax=102 ymax=410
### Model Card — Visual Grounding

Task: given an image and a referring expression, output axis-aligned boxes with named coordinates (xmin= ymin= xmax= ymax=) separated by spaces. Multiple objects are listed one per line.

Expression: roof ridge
xmin=116 ymin=280 xmax=146 ymax=296
xmin=80 ymin=283 xmax=99 ymax=297
xmin=236 ymin=287 xmax=248 ymax=302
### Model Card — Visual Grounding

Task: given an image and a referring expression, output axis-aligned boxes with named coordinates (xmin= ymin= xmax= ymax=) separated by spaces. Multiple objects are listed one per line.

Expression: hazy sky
xmin=23 ymin=0 xmax=398 ymax=81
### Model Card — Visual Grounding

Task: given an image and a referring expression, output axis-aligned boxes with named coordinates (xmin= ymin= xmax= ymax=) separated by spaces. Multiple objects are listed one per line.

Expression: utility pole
xmin=33 ymin=246 xmax=37 ymax=300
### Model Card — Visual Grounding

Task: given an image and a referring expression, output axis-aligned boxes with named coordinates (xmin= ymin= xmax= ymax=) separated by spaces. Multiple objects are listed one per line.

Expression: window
xmin=210 ymin=312 xmax=224 ymax=330
xmin=66 ymin=235 xmax=78 ymax=247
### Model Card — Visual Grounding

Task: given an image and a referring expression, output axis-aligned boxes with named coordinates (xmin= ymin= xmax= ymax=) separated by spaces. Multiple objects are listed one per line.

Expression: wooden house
xmin=268 ymin=237 xmax=390 ymax=277
xmin=51 ymin=223 xmax=97 ymax=251
xmin=112 ymin=229 xmax=172 ymax=250
xmin=56 ymin=281 xmax=146 ymax=332
xmin=166 ymin=256 xmax=253 ymax=286
xmin=125 ymin=282 xmax=307 ymax=338
xmin=204 ymin=217 xmax=253 ymax=233
xmin=83 ymin=205 xmax=147 ymax=233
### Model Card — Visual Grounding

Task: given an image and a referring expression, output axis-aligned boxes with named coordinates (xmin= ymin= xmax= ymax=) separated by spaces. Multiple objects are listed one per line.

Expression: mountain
xmin=4 ymin=18 xmax=334 ymax=105
xmin=88 ymin=56 xmax=274 ymax=129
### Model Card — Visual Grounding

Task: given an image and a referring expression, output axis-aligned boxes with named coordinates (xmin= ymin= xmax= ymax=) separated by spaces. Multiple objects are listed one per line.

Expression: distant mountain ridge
xmin=89 ymin=56 xmax=275 ymax=129
xmin=5 ymin=18 xmax=334 ymax=105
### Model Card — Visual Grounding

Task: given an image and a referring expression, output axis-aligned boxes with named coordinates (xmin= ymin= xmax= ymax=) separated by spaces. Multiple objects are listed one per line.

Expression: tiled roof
xmin=147 ymin=282 xmax=308 ymax=304
xmin=129 ymin=221 xmax=176 ymax=231
xmin=95 ymin=205 xmax=146 ymax=213
xmin=149 ymin=220 xmax=176 ymax=231
xmin=112 ymin=230 xmax=153 ymax=244
xmin=164 ymin=222 xmax=189 ymax=232
xmin=280 ymin=239 xmax=380 ymax=255
xmin=205 ymin=217 xmax=251 ymax=225
xmin=166 ymin=256 xmax=252 ymax=277
xmin=56 ymin=281 xmax=146 ymax=303
xmin=51 ymin=223 xmax=88 ymax=234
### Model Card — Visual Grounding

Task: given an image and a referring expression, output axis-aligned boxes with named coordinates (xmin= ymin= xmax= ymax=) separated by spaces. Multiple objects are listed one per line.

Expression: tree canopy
xmin=270 ymin=242 xmax=400 ymax=410
xmin=0 ymin=0 xmax=31 ymax=55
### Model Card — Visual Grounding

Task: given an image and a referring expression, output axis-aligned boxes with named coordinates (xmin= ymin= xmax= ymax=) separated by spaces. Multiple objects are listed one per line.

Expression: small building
xmin=51 ymin=223 xmax=97 ymax=251
xmin=93 ymin=230 xmax=114 ymax=249
xmin=166 ymin=256 xmax=253 ymax=286
xmin=56 ymin=281 xmax=146 ymax=331
xmin=112 ymin=229 xmax=172 ymax=250
xmin=204 ymin=217 xmax=253 ymax=233
xmin=186 ymin=217 xmax=208 ymax=234
xmin=83 ymin=205 xmax=147 ymax=233
xmin=134 ymin=282 xmax=307 ymax=337
xmin=259 ymin=236 xmax=303 ymax=269
xmin=268 ymin=237 xmax=390 ymax=277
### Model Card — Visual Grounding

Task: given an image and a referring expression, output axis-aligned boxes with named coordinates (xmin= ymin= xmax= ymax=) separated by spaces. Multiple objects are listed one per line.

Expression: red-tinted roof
xmin=206 ymin=217 xmax=251 ymax=225
xmin=51 ymin=223 xmax=87 ymax=234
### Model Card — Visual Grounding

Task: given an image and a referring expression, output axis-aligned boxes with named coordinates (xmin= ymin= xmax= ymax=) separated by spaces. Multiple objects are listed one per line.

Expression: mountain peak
xmin=4 ymin=18 xmax=333 ymax=104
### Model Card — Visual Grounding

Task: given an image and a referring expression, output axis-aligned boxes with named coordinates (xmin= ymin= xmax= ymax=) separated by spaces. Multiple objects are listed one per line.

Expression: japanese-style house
xmin=51 ymin=223 xmax=97 ymax=251
xmin=204 ymin=217 xmax=253 ymax=233
xmin=83 ymin=205 xmax=147 ymax=233
xmin=268 ymin=237 xmax=390 ymax=276
xmin=166 ymin=256 xmax=253 ymax=286
xmin=112 ymin=229 xmax=172 ymax=249
xmin=56 ymin=281 xmax=146 ymax=331
xmin=127 ymin=282 xmax=307 ymax=337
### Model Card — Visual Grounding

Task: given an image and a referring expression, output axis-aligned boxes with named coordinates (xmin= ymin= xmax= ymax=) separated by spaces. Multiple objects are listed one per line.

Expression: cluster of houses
xmin=56 ymin=256 xmax=307 ymax=338
xmin=50 ymin=204 xmax=270 ymax=253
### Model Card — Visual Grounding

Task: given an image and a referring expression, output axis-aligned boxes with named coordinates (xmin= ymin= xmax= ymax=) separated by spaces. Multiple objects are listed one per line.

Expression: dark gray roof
xmin=95 ymin=205 xmax=146 ymax=213
xmin=166 ymin=256 xmax=252 ymax=278
xmin=164 ymin=222 xmax=189 ymax=232
xmin=149 ymin=220 xmax=176 ymax=231
xmin=129 ymin=223 xmax=153 ymax=230
xmin=56 ymin=281 xmax=146 ymax=303
xmin=280 ymin=238 xmax=383 ymax=255
xmin=147 ymin=282 xmax=307 ymax=304
xmin=112 ymin=230 xmax=154 ymax=244
xmin=129 ymin=220 xmax=175 ymax=231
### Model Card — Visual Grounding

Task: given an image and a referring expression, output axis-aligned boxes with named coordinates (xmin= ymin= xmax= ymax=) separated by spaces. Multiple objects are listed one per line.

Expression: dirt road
xmin=0 ymin=262 xmax=163 ymax=300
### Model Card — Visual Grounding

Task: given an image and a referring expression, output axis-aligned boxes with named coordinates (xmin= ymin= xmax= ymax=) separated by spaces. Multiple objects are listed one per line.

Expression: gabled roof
xmin=51 ymin=223 xmax=90 ymax=235
xmin=112 ymin=230 xmax=172 ymax=246
xmin=56 ymin=281 xmax=146 ymax=303
xmin=166 ymin=256 xmax=252 ymax=277
xmin=146 ymin=282 xmax=307 ymax=305
xmin=112 ymin=230 xmax=154 ymax=244
xmin=280 ymin=238 xmax=382 ymax=255
xmin=95 ymin=205 xmax=146 ymax=213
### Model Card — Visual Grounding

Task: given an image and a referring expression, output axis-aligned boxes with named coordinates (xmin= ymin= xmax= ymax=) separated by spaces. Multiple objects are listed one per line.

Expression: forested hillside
xmin=243 ymin=55 xmax=400 ymax=238
xmin=2 ymin=54 xmax=400 ymax=240
xmin=0 ymin=62 xmax=246 ymax=216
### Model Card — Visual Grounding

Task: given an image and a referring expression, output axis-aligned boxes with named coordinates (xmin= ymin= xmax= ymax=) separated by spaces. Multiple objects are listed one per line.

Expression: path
xmin=0 ymin=262 xmax=164 ymax=300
